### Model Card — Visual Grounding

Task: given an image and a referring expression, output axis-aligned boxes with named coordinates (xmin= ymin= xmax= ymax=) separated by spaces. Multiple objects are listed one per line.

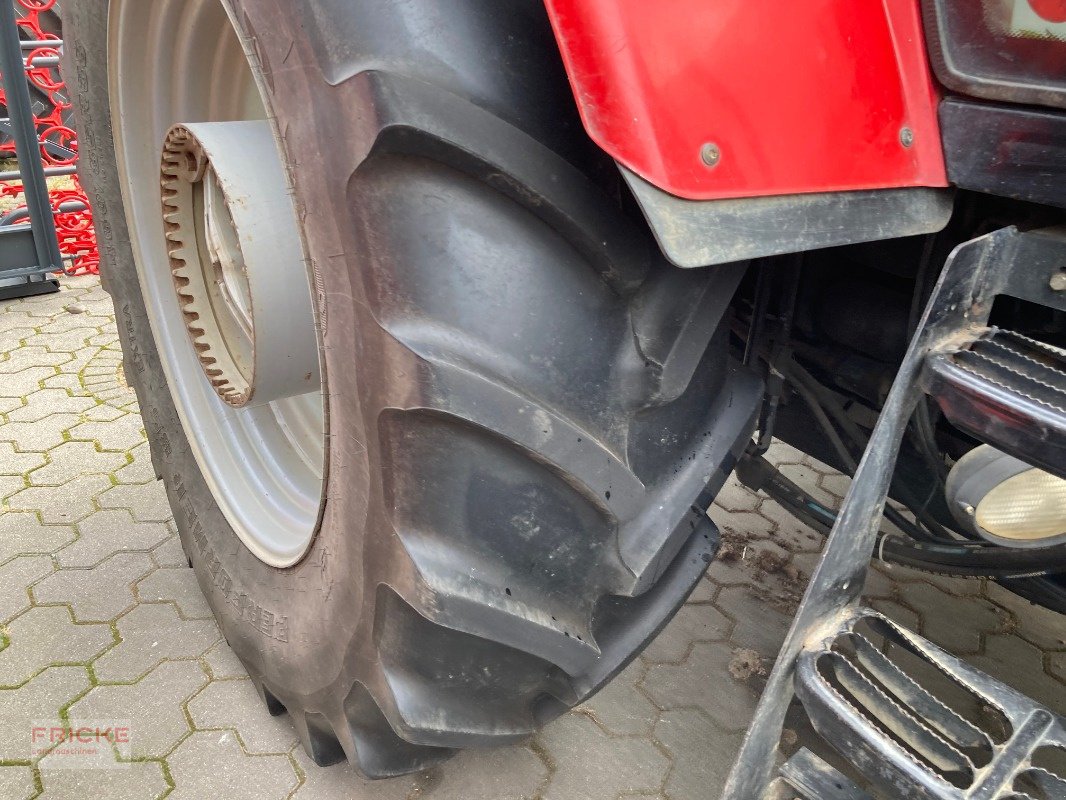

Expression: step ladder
xmin=722 ymin=226 xmax=1066 ymax=800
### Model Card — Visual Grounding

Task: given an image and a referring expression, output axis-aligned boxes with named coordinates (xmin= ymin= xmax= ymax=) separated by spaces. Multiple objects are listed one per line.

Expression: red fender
xmin=543 ymin=0 xmax=949 ymax=201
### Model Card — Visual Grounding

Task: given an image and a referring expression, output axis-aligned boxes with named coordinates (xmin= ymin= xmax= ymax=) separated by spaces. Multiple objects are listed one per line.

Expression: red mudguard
xmin=543 ymin=0 xmax=949 ymax=201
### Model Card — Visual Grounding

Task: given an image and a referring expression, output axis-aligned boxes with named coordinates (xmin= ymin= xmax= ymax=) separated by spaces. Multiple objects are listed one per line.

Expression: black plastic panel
xmin=940 ymin=98 xmax=1066 ymax=209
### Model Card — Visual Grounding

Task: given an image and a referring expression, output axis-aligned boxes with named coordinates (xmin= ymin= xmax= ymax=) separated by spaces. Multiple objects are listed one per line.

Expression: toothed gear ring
xmin=161 ymin=121 xmax=320 ymax=408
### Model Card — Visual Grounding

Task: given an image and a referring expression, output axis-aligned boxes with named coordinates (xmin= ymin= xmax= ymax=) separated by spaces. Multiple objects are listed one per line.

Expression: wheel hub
xmin=160 ymin=121 xmax=320 ymax=407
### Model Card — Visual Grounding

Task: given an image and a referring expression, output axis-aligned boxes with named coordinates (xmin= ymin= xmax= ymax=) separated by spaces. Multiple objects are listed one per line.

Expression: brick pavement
xmin=0 ymin=277 xmax=1063 ymax=799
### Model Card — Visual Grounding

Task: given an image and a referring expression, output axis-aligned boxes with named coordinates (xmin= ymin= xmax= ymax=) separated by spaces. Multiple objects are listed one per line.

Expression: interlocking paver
xmin=0 ymin=666 xmax=91 ymax=761
xmin=165 ymin=731 xmax=298 ymax=800
xmin=37 ymin=759 xmax=168 ymax=800
xmin=92 ymin=603 xmax=218 ymax=683
xmin=187 ymin=678 xmax=299 ymax=754
xmin=6 ymin=474 xmax=113 ymax=523
xmin=27 ymin=441 xmax=128 ymax=486
xmin=113 ymin=442 xmax=157 ymax=484
xmin=578 ymin=661 xmax=659 ymax=736
xmin=0 ymin=607 xmax=113 ymax=687
xmin=428 ymin=745 xmax=548 ymax=800
xmin=151 ymin=533 xmax=190 ymax=568
xmin=642 ymin=642 xmax=759 ymax=733
xmin=290 ymin=747 xmax=416 ymax=800
xmin=0 ymin=556 xmax=52 ymax=623
xmin=70 ymin=660 xmax=207 ymax=758
xmin=136 ymin=567 xmax=212 ymax=618
xmin=0 ymin=413 xmax=81 ymax=450
xmin=97 ymin=481 xmax=173 ymax=523
xmin=0 ymin=766 xmax=34 ymax=800
xmin=984 ymin=581 xmax=1066 ymax=652
xmin=642 ymin=603 xmax=732 ymax=663
xmin=655 ymin=708 xmax=743 ymax=799
xmin=57 ymin=510 xmax=170 ymax=568
xmin=33 ymin=553 xmax=154 ymax=622
xmin=0 ymin=513 xmax=76 ymax=565
xmin=537 ymin=713 xmax=670 ymax=800
xmin=896 ymin=582 xmax=1007 ymax=654
xmin=0 ymin=442 xmax=46 ymax=475
xmin=715 ymin=586 xmax=792 ymax=659
xmin=69 ymin=416 xmax=146 ymax=452
xmin=202 ymin=641 xmax=247 ymax=680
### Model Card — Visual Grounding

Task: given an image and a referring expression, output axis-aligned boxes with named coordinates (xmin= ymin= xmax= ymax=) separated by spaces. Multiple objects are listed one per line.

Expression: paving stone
xmin=71 ymin=660 xmax=207 ymax=758
xmin=0 ymin=513 xmax=76 ymax=565
xmin=82 ymin=403 xmax=127 ymax=423
xmin=688 ymin=576 xmax=717 ymax=604
xmin=97 ymin=481 xmax=173 ymax=523
xmin=972 ymin=635 xmax=1065 ymax=711
xmin=166 ymin=730 xmax=298 ymax=800
xmin=870 ymin=598 xmax=922 ymax=631
xmin=113 ymin=443 xmax=158 ymax=484
xmin=577 ymin=661 xmax=659 ymax=736
xmin=984 ymin=582 xmax=1066 ymax=652
xmin=763 ymin=440 xmax=807 ymax=466
xmin=57 ymin=510 xmax=170 ymax=568
xmin=152 ymin=534 xmax=190 ymax=569
xmin=0 ymin=766 xmax=34 ymax=800
xmin=188 ymin=678 xmax=298 ymax=754
xmin=0 ymin=474 xmax=25 ymax=499
xmin=0 ymin=413 xmax=81 ymax=450
xmin=93 ymin=603 xmax=218 ymax=683
xmin=709 ymin=508 xmax=775 ymax=543
xmin=290 ymin=747 xmax=417 ymax=800
xmin=0 ymin=666 xmax=91 ymax=761
xmin=69 ymin=416 xmax=146 ymax=452
xmin=1050 ymin=652 xmax=1066 ymax=685
xmin=715 ymin=586 xmax=791 ymax=659
xmin=817 ymin=471 xmax=851 ymax=500
xmin=0 ymin=556 xmax=52 ymax=623
xmin=0 ymin=347 xmax=69 ymax=373
xmin=0 ymin=607 xmax=114 ymax=687
xmin=8 ymin=391 xmax=96 ymax=425
xmin=642 ymin=641 xmax=759 ymax=733
xmin=38 ymin=759 xmax=167 ymax=800
xmin=537 ymin=712 xmax=669 ymax=800
xmin=136 ymin=567 xmax=211 ymax=619
xmin=0 ymin=442 xmax=46 ymax=475
xmin=642 ymin=603 xmax=732 ymax=663
xmin=778 ymin=462 xmax=837 ymax=507
xmin=203 ymin=641 xmax=247 ymax=680
xmin=6 ymin=474 xmax=113 ymax=523
xmin=712 ymin=481 xmax=761 ymax=513
xmin=655 ymin=708 xmax=743 ymax=800
xmin=33 ymin=553 xmax=154 ymax=622
xmin=896 ymin=582 xmax=1007 ymax=654
xmin=756 ymin=501 xmax=826 ymax=554
xmin=428 ymin=745 xmax=548 ymax=800
xmin=28 ymin=441 xmax=128 ymax=486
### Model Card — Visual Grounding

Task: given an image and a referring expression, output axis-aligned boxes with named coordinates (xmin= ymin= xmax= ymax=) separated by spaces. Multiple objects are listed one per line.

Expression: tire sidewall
xmin=66 ymin=0 xmax=378 ymax=709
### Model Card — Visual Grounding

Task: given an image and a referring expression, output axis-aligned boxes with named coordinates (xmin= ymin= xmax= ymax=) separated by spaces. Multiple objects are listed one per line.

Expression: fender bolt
xmin=700 ymin=142 xmax=721 ymax=168
xmin=900 ymin=127 xmax=914 ymax=148
xmin=1050 ymin=271 xmax=1066 ymax=292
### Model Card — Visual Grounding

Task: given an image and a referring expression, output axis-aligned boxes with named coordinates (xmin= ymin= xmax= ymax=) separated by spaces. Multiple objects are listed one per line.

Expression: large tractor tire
xmin=65 ymin=0 xmax=760 ymax=777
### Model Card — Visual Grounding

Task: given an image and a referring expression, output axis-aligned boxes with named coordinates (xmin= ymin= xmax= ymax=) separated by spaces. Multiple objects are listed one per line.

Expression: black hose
xmin=738 ymin=452 xmax=1066 ymax=580
xmin=786 ymin=360 xmax=958 ymax=543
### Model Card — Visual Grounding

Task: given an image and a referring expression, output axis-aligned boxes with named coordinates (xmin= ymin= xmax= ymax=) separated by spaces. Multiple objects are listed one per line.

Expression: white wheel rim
xmin=108 ymin=0 xmax=327 ymax=567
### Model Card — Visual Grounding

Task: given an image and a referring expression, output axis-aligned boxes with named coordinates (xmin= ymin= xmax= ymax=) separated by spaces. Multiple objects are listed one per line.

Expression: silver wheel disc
xmin=108 ymin=0 xmax=327 ymax=567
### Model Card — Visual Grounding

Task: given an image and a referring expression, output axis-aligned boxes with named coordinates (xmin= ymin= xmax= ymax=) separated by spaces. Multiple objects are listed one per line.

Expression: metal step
xmin=795 ymin=608 xmax=1066 ymax=799
xmin=722 ymin=228 xmax=1066 ymax=800
xmin=927 ymin=328 xmax=1066 ymax=480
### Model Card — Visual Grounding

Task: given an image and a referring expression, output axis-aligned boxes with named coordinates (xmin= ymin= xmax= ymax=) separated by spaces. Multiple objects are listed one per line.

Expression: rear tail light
xmin=924 ymin=0 xmax=1066 ymax=108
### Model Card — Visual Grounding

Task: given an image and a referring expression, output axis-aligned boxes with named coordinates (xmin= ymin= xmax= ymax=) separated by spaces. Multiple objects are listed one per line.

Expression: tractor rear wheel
xmin=65 ymin=0 xmax=758 ymax=776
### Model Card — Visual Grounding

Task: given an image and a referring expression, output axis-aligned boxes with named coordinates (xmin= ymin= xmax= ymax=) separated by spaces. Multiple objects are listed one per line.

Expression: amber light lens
xmin=976 ymin=468 xmax=1066 ymax=545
